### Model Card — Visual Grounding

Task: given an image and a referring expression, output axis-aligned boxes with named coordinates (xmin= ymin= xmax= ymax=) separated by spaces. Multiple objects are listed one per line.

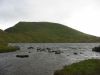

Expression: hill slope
xmin=5 ymin=22 xmax=100 ymax=43
xmin=0 ymin=29 xmax=11 ymax=44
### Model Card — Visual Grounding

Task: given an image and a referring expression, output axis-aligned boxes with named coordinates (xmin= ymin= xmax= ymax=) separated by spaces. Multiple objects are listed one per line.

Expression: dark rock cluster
xmin=92 ymin=46 xmax=100 ymax=52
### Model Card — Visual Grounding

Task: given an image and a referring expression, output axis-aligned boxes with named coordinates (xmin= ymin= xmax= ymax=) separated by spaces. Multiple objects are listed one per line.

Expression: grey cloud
xmin=0 ymin=0 xmax=88 ymax=21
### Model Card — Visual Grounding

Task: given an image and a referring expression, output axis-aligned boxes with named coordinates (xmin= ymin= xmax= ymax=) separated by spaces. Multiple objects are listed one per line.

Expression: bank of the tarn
xmin=54 ymin=59 xmax=100 ymax=75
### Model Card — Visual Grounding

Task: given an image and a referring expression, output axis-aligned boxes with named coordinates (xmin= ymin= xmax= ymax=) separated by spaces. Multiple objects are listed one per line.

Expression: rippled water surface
xmin=0 ymin=43 xmax=100 ymax=75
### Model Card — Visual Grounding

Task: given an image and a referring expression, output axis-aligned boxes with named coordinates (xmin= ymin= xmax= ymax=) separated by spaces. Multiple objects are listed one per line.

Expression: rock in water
xmin=92 ymin=46 xmax=100 ymax=52
xmin=16 ymin=55 xmax=29 ymax=58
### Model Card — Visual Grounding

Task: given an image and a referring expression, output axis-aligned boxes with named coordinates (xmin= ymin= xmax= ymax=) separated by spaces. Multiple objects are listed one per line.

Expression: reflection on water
xmin=0 ymin=43 xmax=100 ymax=75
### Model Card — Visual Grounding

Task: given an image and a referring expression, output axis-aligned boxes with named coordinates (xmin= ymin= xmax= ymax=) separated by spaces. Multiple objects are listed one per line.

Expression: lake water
xmin=0 ymin=43 xmax=100 ymax=75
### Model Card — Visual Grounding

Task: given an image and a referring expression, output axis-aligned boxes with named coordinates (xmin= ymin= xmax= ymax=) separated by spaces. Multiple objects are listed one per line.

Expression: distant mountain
xmin=5 ymin=22 xmax=100 ymax=43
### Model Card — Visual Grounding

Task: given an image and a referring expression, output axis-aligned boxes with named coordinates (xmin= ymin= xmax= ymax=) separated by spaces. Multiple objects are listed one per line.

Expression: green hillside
xmin=0 ymin=29 xmax=7 ymax=43
xmin=0 ymin=29 xmax=10 ymax=44
xmin=5 ymin=22 xmax=100 ymax=43
xmin=0 ymin=21 xmax=100 ymax=52
xmin=0 ymin=30 xmax=18 ymax=53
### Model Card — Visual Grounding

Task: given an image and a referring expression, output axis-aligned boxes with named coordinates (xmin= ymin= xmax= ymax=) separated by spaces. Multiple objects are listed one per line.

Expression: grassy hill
xmin=0 ymin=30 xmax=19 ymax=53
xmin=0 ymin=29 xmax=10 ymax=44
xmin=0 ymin=21 xmax=100 ymax=52
xmin=5 ymin=22 xmax=100 ymax=43
xmin=0 ymin=29 xmax=7 ymax=43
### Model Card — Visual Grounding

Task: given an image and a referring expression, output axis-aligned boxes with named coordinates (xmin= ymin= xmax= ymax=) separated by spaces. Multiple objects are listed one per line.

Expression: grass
xmin=0 ymin=44 xmax=20 ymax=53
xmin=54 ymin=59 xmax=100 ymax=75
xmin=0 ymin=30 xmax=19 ymax=53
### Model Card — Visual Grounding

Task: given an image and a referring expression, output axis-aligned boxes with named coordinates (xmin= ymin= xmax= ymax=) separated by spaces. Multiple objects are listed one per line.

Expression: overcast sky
xmin=0 ymin=0 xmax=100 ymax=36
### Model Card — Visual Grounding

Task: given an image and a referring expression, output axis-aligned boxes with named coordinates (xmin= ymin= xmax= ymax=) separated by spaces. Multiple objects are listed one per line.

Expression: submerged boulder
xmin=16 ymin=55 xmax=29 ymax=58
xmin=28 ymin=47 xmax=34 ymax=49
xmin=55 ymin=50 xmax=62 ymax=54
xmin=73 ymin=52 xmax=78 ymax=55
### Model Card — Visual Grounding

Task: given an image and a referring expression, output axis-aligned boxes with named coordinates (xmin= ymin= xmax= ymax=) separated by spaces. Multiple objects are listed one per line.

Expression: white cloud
xmin=61 ymin=1 xmax=100 ymax=36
